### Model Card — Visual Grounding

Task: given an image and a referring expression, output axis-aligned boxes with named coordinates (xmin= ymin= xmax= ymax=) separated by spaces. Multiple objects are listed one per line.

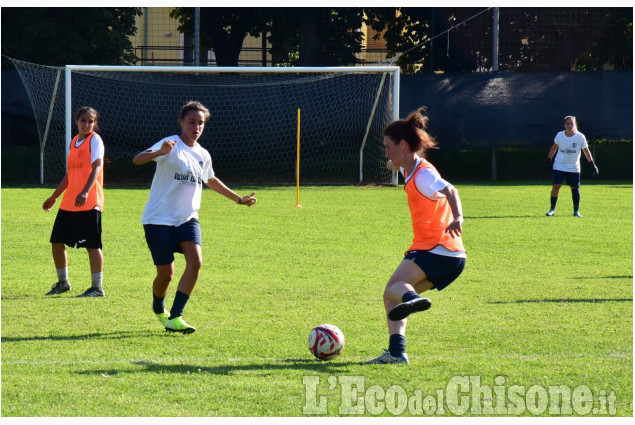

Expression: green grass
xmin=1 ymin=183 xmax=632 ymax=416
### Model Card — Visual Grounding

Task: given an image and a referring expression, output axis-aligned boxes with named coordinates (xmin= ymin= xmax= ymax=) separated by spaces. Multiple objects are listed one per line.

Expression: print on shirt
xmin=174 ymin=171 xmax=203 ymax=186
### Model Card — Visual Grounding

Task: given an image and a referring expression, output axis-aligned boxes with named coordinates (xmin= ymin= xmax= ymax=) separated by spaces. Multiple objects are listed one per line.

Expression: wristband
xmin=236 ymin=196 xmax=242 ymax=204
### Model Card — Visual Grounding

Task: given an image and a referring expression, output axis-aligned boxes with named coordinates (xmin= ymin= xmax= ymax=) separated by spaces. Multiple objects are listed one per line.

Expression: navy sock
xmin=152 ymin=294 xmax=166 ymax=314
xmin=550 ymin=196 xmax=558 ymax=210
xmin=389 ymin=334 xmax=406 ymax=357
xmin=402 ymin=291 xmax=420 ymax=303
xmin=169 ymin=291 xmax=190 ymax=320
xmin=571 ymin=189 xmax=580 ymax=211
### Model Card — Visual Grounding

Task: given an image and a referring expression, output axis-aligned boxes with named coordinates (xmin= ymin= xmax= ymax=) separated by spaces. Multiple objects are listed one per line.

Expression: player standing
xmin=546 ymin=115 xmax=599 ymax=217
xmin=133 ymin=100 xmax=257 ymax=334
xmin=367 ymin=107 xmax=466 ymax=364
xmin=43 ymin=106 xmax=106 ymax=297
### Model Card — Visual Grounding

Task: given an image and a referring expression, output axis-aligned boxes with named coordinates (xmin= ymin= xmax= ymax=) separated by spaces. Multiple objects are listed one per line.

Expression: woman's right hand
xmin=42 ymin=197 xmax=56 ymax=211
xmin=159 ymin=140 xmax=177 ymax=155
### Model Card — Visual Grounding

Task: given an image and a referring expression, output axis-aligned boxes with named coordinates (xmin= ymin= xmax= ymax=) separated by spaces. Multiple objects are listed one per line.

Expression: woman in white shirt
xmin=133 ymin=101 xmax=257 ymax=333
xmin=546 ymin=116 xmax=598 ymax=217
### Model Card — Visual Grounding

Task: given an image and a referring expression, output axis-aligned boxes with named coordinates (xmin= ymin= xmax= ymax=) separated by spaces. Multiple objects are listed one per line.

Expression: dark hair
xmin=179 ymin=100 xmax=211 ymax=122
xmin=75 ymin=106 xmax=100 ymax=132
xmin=382 ymin=107 xmax=436 ymax=155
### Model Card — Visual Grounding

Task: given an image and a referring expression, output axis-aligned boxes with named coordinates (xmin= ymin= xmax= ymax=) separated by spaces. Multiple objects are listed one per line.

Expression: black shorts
xmin=143 ymin=218 xmax=202 ymax=266
xmin=404 ymin=250 xmax=465 ymax=291
xmin=552 ymin=170 xmax=581 ymax=188
xmin=50 ymin=209 xmax=102 ymax=249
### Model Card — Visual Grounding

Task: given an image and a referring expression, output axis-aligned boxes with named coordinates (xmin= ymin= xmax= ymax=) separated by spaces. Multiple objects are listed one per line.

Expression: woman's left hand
xmin=238 ymin=192 xmax=257 ymax=207
xmin=445 ymin=217 xmax=463 ymax=238
xmin=75 ymin=191 xmax=88 ymax=207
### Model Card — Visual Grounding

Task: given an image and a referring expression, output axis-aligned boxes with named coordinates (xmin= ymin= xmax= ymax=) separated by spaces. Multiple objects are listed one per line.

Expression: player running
xmin=43 ymin=106 xmax=106 ymax=297
xmin=546 ymin=115 xmax=599 ymax=217
xmin=133 ymin=100 xmax=257 ymax=334
xmin=367 ymin=107 xmax=466 ymax=364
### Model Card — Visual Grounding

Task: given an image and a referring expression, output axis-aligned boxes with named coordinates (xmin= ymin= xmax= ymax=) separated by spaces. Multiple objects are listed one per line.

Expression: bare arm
xmin=547 ymin=142 xmax=558 ymax=160
xmin=439 ymin=184 xmax=463 ymax=238
xmin=133 ymin=140 xmax=176 ymax=165
xmin=42 ymin=174 xmax=69 ymax=211
xmin=74 ymin=159 xmax=103 ymax=208
xmin=582 ymin=147 xmax=599 ymax=175
xmin=205 ymin=176 xmax=257 ymax=207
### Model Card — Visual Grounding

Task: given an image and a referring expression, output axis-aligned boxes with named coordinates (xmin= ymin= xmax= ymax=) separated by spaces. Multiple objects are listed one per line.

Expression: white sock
xmin=56 ymin=267 xmax=68 ymax=282
xmin=91 ymin=272 xmax=103 ymax=289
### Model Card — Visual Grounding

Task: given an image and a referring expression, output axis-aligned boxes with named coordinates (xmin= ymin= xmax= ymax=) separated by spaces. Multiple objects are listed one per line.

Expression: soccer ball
xmin=308 ymin=324 xmax=345 ymax=360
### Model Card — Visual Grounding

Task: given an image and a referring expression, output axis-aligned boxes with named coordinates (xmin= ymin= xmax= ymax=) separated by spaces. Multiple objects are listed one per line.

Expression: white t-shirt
xmin=74 ymin=133 xmax=104 ymax=164
xmin=141 ymin=136 xmax=215 ymax=226
xmin=402 ymin=158 xmax=450 ymax=201
xmin=553 ymin=131 xmax=588 ymax=173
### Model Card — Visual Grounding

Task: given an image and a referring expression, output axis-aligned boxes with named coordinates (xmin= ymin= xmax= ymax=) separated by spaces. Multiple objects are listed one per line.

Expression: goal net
xmin=10 ymin=58 xmax=399 ymax=186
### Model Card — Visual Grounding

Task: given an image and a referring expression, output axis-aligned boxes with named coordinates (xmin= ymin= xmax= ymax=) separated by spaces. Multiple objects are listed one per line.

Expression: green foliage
xmin=426 ymin=142 xmax=633 ymax=181
xmin=270 ymin=8 xmax=365 ymax=66
xmin=170 ymin=7 xmax=269 ymax=66
xmin=171 ymin=7 xmax=366 ymax=66
xmin=366 ymin=7 xmax=633 ymax=73
xmin=1 ymin=7 xmax=142 ymax=66
xmin=1 ymin=185 xmax=632 ymax=416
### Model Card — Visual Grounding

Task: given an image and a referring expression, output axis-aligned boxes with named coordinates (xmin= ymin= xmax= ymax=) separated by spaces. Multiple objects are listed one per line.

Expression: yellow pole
xmin=295 ymin=108 xmax=302 ymax=207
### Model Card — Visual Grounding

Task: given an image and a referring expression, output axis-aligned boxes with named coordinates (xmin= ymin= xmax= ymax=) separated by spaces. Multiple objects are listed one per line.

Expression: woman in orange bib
xmin=43 ymin=106 xmax=106 ymax=297
xmin=367 ymin=107 xmax=466 ymax=364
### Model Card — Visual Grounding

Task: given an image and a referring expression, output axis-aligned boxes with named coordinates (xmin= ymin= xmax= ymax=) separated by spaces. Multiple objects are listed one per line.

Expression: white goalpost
xmin=14 ymin=58 xmax=400 ymax=186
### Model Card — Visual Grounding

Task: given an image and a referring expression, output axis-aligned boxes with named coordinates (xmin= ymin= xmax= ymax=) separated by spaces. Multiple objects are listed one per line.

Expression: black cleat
xmin=76 ymin=287 xmax=105 ymax=297
xmin=45 ymin=280 xmax=71 ymax=295
xmin=388 ymin=297 xmax=432 ymax=321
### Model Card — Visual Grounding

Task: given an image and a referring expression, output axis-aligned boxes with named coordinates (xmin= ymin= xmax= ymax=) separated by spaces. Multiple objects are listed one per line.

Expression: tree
xmin=170 ymin=8 xmax=269 ymax=66
xmin=172 ymin=7 xmax=366 ymax=67
xmin=269 ymin=8 xmax=365 ymax=66
xmin=367 ymin=7 xmax=632 ymax=73
xmin=1 ymin=7 xmax=141 ymax=66
xmin=365 ymin=8 xmax=433 ymax=73
xmin=365 ymin=8 xmax=492 ymax=73
xmin=574 ymin=8 xmax=633 ymax=70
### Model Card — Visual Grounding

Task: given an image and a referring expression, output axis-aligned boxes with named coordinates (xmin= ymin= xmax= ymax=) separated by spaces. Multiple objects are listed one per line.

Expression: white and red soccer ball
xmin=308 ymin=324 xmax=345 ymax=360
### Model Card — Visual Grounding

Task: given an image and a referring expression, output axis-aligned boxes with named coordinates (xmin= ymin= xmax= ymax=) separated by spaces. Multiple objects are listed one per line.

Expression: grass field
xmin=1 ymin=182 xmax=632 ymax=417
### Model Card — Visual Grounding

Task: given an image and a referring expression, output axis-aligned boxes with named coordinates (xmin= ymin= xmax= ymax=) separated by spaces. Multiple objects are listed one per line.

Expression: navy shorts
xmin=404 ymin=250 xmax=465 ymax=291
xmin=143 ymin=218 xmax=202 ymax=266
xmin=50 ymin=209 xmax=102 ymax=249
xmin=552 ymin=170 xmax=580 ymax=188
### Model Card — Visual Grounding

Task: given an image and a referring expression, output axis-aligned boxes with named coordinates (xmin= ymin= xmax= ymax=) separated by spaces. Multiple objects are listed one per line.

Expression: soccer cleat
xmin=546 ymin=209 xmax=555 ymax=216
xmin=573 ymin=211 xmax=583 ymax=217
xmin=388 ymin=297 xmax=432 ymax=321
xmin=45 ymin=280 xmax=71 ymax=295
xmin=366 ymin=349 xmax=409 ymax=364
xmin=155 ymin=308 xmax=170 ymax=326
xmin=77 ymin=287 xmax=105 ymax=297
xmin=165 ymin=316 xmax=196 ymax=334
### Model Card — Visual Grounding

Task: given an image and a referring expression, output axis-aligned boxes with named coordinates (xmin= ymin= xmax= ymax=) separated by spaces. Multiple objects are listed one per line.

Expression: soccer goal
xmin=11 ymin=58 xmax=400 ymax=186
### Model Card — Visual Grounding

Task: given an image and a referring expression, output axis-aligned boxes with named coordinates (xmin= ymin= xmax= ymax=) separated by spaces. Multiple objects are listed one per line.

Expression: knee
xmin=156 ymin=269 xmax=174 ymax=285
xmin=383 ymin=287 xmax=391 ymax=303
xmin=188 ymin=256 xmax=203 ymax=272
xmin=383 ymin=280 xmax=401 ymax=302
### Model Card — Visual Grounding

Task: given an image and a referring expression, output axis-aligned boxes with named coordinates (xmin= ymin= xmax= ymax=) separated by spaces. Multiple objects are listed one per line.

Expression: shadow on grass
xmin=1 ymin=330 xmax=157 ymax=343
xmin=464 ymin=215 xmax=537 ymax=219
xmin=75 ymin=358 xmax=367 ymax=376
xmin=489 ymin=298 xmax=632 ymax=305
xmin=572 ymin=275 xmax=632 ymax=280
